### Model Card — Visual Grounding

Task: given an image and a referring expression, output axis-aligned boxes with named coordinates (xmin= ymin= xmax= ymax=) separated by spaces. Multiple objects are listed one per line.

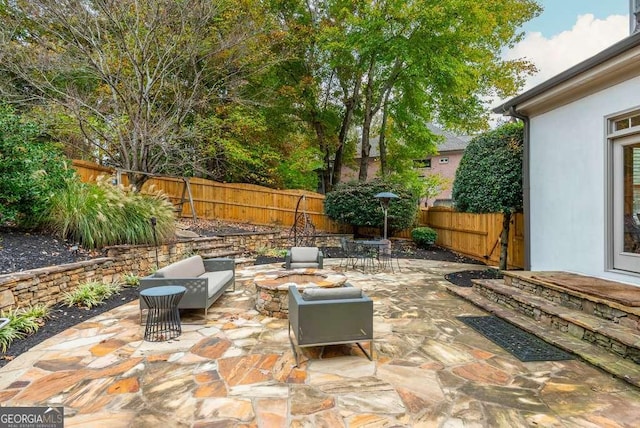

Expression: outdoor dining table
xmin=353 ymin=240 xmax=391 ymax=272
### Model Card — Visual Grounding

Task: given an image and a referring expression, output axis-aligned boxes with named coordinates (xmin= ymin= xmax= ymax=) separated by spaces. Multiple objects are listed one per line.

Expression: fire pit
xmin=254 ymin=269 xmax=347 ymax=318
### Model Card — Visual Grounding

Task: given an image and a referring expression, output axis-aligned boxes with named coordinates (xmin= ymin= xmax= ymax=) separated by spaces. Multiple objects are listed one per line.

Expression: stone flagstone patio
xmin=1 ymin=258 xmax=640 ymax=427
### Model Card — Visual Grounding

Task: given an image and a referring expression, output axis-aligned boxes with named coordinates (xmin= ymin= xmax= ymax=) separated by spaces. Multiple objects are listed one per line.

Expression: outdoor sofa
xmin=139 ymin=255 xmax=235 ymax=319
xmin=288 ymin=284 xmax=373 ymax=366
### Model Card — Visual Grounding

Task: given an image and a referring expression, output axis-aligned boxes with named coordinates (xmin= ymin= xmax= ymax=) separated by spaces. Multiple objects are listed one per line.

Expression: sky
xmin=497 ymin=0 xmax=630 ymax=105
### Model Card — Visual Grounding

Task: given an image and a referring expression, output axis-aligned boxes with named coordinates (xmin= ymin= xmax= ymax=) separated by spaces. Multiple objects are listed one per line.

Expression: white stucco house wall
xmin=494 ymin=30 xmax=640 ymax=286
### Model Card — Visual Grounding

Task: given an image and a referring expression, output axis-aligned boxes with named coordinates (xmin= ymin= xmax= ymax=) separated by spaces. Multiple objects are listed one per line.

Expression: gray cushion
xmin=302 ymin=287 xmax=362 ymax=301
xmin=290 ymin=247 xmax=319 ymax=262
xmin=154 ymin=255 xmax=205 ymax=278
xmin=201 ymin=271 xmax=234 ymax=298
xmin=290 ymin=262 xmax=320 ymax=269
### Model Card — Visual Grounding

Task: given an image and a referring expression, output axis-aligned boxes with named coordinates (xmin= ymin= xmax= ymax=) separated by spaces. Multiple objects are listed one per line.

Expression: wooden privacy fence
xmin=425 ymin=207 xmax=524 ymax=269
xmin=72 ymin=160 xmax=344 ymax=234
xmin=72 ymin=160 xmax=524 ymax=268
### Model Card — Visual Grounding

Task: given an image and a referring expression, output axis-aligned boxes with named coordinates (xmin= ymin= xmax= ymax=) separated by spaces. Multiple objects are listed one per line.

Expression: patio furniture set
xmin=137 ymin=246 xmax=375 ymax=364
xmin=339 ymin=237 xmax=401 ymax=273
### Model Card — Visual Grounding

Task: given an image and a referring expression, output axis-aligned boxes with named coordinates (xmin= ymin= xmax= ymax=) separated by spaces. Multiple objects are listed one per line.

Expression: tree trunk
xmin=331 ymin=78 xmax=361 ymax=189
xmin=499 ymin=211 xmax=511 ymax=270
xmin=127 ymin=172 xmax=149 ymax=192
xmin=358 ymin=59 xmax=376 ymax=182
xmin=379 ymin=92 xmax=391 ymax=176
xmin=358 ymin=113 xmax=373 ymax=181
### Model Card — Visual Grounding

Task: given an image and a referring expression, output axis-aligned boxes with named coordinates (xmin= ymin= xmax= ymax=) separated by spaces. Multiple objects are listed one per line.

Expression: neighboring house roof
xmin=427 ymin=124 xmax=470 ymax=153
xmin=493 ymin=31 xmax=640 ymax=116
xmin=355 ymin=124 xmax=471 ymax=158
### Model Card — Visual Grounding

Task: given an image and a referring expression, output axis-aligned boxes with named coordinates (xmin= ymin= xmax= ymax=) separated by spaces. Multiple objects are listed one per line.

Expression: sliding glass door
xmin=612 ymin=134 xmax=640 ymax=272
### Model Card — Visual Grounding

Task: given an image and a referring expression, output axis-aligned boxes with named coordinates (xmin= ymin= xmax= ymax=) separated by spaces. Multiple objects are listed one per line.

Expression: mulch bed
xmin=0 ymin=221 xmax=489 ymax=367
xmin=444 ymin=269 xmax=504 ymax=287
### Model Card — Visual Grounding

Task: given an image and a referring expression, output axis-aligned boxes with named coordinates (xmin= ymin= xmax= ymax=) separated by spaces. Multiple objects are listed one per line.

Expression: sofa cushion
xmin=290 ymin=247 xmax=319 ymax=262
xmin=290 ymin=262 xmax=320 ymax=269
xmin=154 ymin=255 xmax=205 ymax=278
xmin=201 ymin=270 xmax=234 ymax=298
xmin=302 ymin=287 xmax=362 ymax=301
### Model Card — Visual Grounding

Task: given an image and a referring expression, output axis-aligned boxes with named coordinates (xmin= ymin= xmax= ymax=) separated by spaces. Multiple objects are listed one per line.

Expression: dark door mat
xmin=457 ymin=316 xmax=574 ymax=362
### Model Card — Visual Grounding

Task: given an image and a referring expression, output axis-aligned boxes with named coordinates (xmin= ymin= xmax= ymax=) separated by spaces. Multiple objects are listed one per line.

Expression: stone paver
xmin=2 ymin=259 xmax=640 ymax=427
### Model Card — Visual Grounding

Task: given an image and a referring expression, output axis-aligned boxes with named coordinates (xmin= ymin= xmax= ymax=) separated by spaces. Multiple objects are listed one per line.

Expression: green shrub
xmin=324 ymin=179 xmax=419 ymax=233
xmin=0 ymin=305 xmax=49 ymax=352
xmin=411 ymin=227 xmax=438 ymax=248
xmin=63 ymin=281 xmax=122 ymax=309
xmin=256 ymin=247 xmax=287 ymax=257
xmin=40 ymin=175 xmax=175 ymax=249
xmin=121 ymin=272 xmax=140 ymax=287
xmin=0 ymin=104 xmax=75 ymax=225
xmin=452 ymin=122 xmax=523 ymax=213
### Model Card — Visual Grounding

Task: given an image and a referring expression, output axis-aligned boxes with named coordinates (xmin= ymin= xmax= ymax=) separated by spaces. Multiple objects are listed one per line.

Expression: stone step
xmin=474 ymin=279 xmax=640 ymax=354
xmin=502 ymin=271 xmax=640 ymax=328
xmin=191 ymin=240 xmax=230 ymax=251
xmin=199 ymin=249 xmax=243 ymax=259
xmin=445 ymin=283 xmax=640 ymax=389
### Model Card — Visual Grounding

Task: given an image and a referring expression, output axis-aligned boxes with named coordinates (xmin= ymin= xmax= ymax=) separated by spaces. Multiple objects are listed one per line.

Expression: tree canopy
xmin=0 ymin=0 xmax=541 ymax=193
xmin=452 ymin=122 xmax=524 ymax=214
xmin=270 ymin=0 xmax=540 ymax=190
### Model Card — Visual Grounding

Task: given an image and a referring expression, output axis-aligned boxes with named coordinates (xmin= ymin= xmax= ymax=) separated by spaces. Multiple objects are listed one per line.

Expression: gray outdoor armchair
xmin=285 ymin=246 xmax=323 ymax=269
xmin=288 ymin=284 xmax=373 ymax=366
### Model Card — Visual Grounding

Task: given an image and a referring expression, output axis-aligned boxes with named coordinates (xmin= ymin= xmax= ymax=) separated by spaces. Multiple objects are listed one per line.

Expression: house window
xmin=614 ymin=114 xmax=640 ymax=131
xmin=439 ymin=157 xmax=449 ymax=164
xmin=608 ymin=109 xmax=640 ymax=273
xmin=414 ymin=159 xmax=431 ymax=168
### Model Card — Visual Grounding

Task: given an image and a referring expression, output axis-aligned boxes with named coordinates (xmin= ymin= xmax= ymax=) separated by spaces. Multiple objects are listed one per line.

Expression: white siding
xmin=529 ymin=75 xmax=640 ymax=285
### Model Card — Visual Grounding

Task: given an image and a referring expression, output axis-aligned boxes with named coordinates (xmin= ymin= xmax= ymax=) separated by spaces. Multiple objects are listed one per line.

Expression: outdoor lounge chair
xmin=288 ymin=284 xmax=373 ymax=366
xmin=285 ymin=246 xmax=323 ymax=269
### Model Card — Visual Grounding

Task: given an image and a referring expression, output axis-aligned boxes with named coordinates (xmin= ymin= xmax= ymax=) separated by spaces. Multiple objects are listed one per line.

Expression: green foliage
xmin=255 ymin=247 xmax=287 ymax=257
xmin=269 ymin=0 xmax=541 ymax=184
xmin=411 ymin=227 xmax=438 ymax=248
xmin=452 ymin=122 xmax=524 ymax=214
xmin=422 ymin=174 xmax=451 ymax=201
xmin=0 ymin=305 xmax=49 ymax=352
xmin=0 ymin=0 xmax=285 ymax=191
xmin=0 ymin=105 xmax=75 ymax=225
xmin=122 ymin=273 xmax=140 ymax=287
xmin=190 ymin=107 xmax=321 ymax=190
xmin=324 ymin=179 xmax=419 ymax=232
xmin=40 ymin=176 xmax=175 ymax=249
xmin=63 ymin=281 xmax=122 ymax=309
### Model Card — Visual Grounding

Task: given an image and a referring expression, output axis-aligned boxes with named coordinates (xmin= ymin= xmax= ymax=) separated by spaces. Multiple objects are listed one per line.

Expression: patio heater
xmin=150 ymin=217 xmax=159 ymax=268
xmin=374 ymin=192 xmax=399 ymax=240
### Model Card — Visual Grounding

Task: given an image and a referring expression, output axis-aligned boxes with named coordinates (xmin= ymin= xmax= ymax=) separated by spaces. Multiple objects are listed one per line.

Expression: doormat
xmin=457 ymin=316 xmax=574 ymax=362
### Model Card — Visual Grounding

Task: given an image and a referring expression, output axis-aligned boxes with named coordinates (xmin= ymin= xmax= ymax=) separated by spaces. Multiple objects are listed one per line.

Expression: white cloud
xmin=504 ymin=13 xmax=629 ymax=93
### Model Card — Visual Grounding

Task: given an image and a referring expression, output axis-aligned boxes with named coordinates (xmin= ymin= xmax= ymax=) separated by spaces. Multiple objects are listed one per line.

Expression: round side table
xmin=140 ymin=285 xmax=187 ymax=342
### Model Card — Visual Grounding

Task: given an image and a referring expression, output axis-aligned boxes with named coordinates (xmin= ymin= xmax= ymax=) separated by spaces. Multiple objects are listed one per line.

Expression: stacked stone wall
xmin=0 ymin=232 xmax=345 ymax=310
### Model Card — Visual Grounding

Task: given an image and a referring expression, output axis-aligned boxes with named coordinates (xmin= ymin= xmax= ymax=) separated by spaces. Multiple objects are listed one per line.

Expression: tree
xmin=422 ymin=174 xmax=450 ymax=206
xmin=272 ymin=0 xmax=540 ymax=185
xmin=0 ymin=0 xmax=279 ymax=190
xmin=452 ymin=122 xmax=524 ymax=269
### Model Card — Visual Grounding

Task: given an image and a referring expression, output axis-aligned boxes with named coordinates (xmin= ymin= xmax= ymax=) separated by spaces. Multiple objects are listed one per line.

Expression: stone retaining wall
xmin=0 ymin=232 xmax=345 ymax=310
